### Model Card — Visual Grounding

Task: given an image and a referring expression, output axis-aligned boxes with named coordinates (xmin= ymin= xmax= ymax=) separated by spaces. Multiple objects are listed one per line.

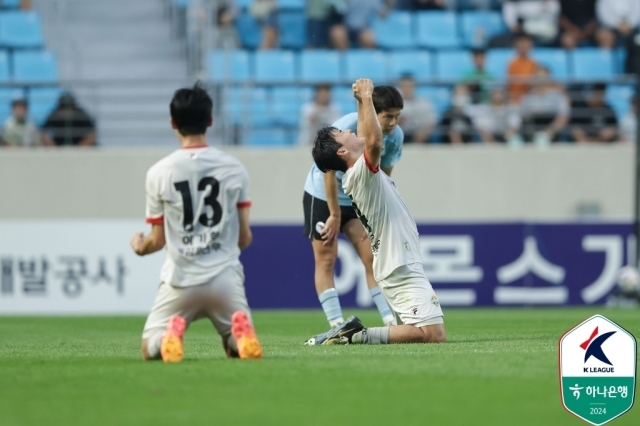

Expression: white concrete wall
xmin=0 ymin=145 xmax=634 ymax=222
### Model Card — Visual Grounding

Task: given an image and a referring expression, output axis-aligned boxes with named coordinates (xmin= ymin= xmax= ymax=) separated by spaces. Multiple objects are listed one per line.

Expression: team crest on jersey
xmin=431 ymin=295 xmax=440 ymax=307
xmin=411 ymin=306 xmax=419 ymax=315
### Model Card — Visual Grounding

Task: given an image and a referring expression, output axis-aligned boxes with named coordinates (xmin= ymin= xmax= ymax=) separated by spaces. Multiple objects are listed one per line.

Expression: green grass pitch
xmin=1 ymin=308 xmax=638 ymax=426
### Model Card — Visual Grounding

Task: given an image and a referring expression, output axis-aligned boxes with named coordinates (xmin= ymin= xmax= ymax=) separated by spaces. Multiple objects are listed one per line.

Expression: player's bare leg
xmin=230 ymin=311 xmax=263 ymax=359
xmin=342 ymin=220 xmax=397 ymax=326
xmin=311 ymin=238 xmax=344 ymax=326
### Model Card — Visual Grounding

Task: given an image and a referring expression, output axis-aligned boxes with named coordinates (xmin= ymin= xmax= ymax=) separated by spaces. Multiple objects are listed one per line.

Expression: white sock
xmin=146 ymin=331 xmax=164 ymax=359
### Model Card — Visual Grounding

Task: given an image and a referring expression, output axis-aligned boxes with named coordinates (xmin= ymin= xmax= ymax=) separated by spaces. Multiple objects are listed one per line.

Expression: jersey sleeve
xmin=343 ymin=154 xmax=378 ymax=196
xmin=380 ymin=126 xmax=404 ymax=169
xmin=237 ymin=165 xmax=252 ymax=209
xmin=145 ymin=166 xmax=164 ymax=225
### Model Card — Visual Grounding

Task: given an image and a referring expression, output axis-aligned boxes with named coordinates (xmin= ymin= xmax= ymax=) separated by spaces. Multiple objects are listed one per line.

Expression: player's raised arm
xmin=353 ymin=79 xmax=383 ymax=169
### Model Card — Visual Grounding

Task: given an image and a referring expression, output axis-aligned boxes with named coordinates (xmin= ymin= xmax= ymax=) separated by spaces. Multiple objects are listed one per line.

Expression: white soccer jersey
xmin=342 ymin=153 xmax=422 ymax=282
xmin=145 ymin=145 xmax=251 ymax=287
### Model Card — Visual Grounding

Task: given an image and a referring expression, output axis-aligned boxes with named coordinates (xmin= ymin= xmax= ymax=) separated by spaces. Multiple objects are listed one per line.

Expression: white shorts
xmin=379 ymin=262 xmax=444 ymax=327
xmin=142 ymin=263 xmax=251 ymax=340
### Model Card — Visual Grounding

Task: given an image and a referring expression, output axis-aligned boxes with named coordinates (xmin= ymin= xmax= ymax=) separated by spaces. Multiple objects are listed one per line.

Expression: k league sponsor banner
xmin=0 ymin=221 xmax=634 ymax=314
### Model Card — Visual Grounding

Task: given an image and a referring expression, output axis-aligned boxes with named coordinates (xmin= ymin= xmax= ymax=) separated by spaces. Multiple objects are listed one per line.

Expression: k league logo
xmin=559 ymin=315 xmax=637 ymax=425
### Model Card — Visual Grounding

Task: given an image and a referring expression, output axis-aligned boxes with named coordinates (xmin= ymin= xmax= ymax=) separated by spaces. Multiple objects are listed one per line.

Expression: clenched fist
xmin=352 ymin=78 xmax=374 ymax=102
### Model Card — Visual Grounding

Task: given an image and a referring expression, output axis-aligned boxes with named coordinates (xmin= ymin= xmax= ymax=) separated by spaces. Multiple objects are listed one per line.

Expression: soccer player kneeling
xmin=131 ymin=84 xmax=262 ymax=361
xmin=306 ymin=79 xmax=446 ymax=345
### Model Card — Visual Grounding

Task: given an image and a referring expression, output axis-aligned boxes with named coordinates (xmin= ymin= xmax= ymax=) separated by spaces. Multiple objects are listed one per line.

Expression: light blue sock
xmin=318 ymin=288 xmax=344 ymax=326
xmin=370 ymin=287 xmax=396 ymax=325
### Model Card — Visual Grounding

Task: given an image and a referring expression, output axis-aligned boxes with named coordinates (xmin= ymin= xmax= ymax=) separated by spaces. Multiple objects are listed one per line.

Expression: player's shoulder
xmin=146 ymin=150 xmax=178 ymax=180
xmin=331 ymin=112 xmax=358 ymax=130
xmin=389 ymin=125 xmax=404 ymax=143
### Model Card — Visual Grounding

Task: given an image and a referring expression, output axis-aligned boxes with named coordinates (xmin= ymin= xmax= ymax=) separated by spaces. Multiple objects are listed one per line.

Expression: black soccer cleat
xmin=304 ymin=316 xmax=364 ymax=345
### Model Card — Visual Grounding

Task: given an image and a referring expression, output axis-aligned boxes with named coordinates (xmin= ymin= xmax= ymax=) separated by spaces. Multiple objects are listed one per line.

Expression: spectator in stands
xmin=463 ymin=49 xmax=492 ymax=104
xmin=559 ymin=0 xmax=598 ymax=50
xmin=298 ymin=85 xmax=341 ymax=145
xmin=519 ymin=66 xmax=570 ymax=144
xmin=1 ymin=99 xmax=39 ymax=147
xmin=570 ymin=83 xmax=619 ymax=143
xmin=473 ymin=87 xmax=522 ymax=143
xmin=507 ymin=33 xmax=538 ymax=104
xmin=212 ymin=1 xmax=240 ymax=49
xmin=21 ymin=0 xmax=31 ymax=9
xmin=490 ymin=0 xmax=560 ymax=47
xmin=620 ymin=96 xmax=637 ymax=143
xmin=397 ymin=74 xmax=438 ymax=143
xmin=307 ymin=0 xmax=348 ymax=49
xmin=440 ymin=85 xmax=475 ymax=144
xmin=249 ymin=0 xmax=279 ymax=49
xmin=42 ymin=94 xmax=96 ymax=147
xmin=341 ymin=0 xmax=395 ymax=49
xmin=596 ymin=0 xmax=640 ymax=49
xmin=408 ymin=0 xmax=446 ymax=10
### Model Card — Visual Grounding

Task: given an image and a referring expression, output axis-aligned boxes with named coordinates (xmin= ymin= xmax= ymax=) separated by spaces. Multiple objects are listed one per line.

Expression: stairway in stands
xmin=36 ymin=0 xmax=191 ymax=146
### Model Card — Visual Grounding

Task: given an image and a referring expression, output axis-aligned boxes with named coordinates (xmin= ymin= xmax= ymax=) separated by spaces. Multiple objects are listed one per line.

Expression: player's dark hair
xmin=170 ymin=82 xmax=213 ymax=136
xmin=312 ymin=126 xmax=348 ymax=173
xmin=373 ymin=86 xmax=403 ymax=113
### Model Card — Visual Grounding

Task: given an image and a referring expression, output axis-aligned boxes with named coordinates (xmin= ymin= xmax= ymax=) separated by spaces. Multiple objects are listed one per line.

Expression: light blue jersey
xmin=304 ymin=112 xmax=404 ymax=206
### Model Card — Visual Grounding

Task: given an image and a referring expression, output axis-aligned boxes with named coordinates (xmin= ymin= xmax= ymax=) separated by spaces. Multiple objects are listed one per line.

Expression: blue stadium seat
xmin=485 ymin=48 xmax=513 ymax=79
xmin=0 ymin=11 xmax=44 ymax=48
xmin=244 ymin=128 xmax=290 ymax=146
xmin=13 ymin=50 xmax=58 ymax=82
xmin=606 ymin=84 xmax=635 ymax=121
xmin=0 ymin=50 xmax=9 ymax=82
xmin=531 ymin=48 xmax=568 ymax=79
xmin=300 ymin=50 xmax=342 ymax=83
xmin=388 ymin=50 xmax=433 ymax=81
xmin=571 ymin=48 xmax=614 ymax=80
xmin=614 ymin=48 xmax=627 ymax=74
xmin=235 ymin=0 xmax=252 ymax=8
xmin=208 ymin=50 xmax=251 ymax=83
xmin=277 ymin=0 xmax=304 ymax=9
xmin=278 ymin=11 xmax=306 ymax=49
xmin=224 ymin=87 xmax=271 ymax=127
xmin=235 ymin=13 xmax=261 ymax=49
xmin=1 ymin=0 xmax=21 ymax=9
xmin=271 ymin=85 xmax=313 ymax=126
xmin=416 ymin=86 xmax=452 ymax=116
xmin=344 ymin=50 xmax=387 ymax=82
xmin=460 ymin=11 xmax=505 ymax=48
xmin=417 ymin=12 xmax=461 ymax=48
xmin=332 ymin=86 xmax=357 ymax=114
xmin=28 ymin=87 xmax=62 ymax=125
xmin=372 ymin=12 xmax=414 ymax=49
xmin=254 ymin=50 xmax=296 ymax=83
xmin=435 ymin=50 xmax=474 ymax=81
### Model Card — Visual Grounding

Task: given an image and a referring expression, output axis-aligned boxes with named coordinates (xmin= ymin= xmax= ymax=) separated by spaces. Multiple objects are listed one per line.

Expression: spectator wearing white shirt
xmin=490 ymin=0 xmax=561 ymax=47
xmin=596 ymin=0 xmax=640 ymax=49
xmin=1 ymin=99 xmax=39 ymax=147
xmin=620 ymin=96 xmax=637 ymax=143
xmin=473 ymin=88 xmax=521 ymax=143
xmin=397 ymin=75 xmax=437 ymax=143
xmin=298 ymin=85 xmax=341 ymax=145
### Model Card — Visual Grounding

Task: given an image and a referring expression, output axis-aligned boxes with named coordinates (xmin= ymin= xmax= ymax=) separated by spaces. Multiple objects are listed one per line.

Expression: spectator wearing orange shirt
xmin=507 ymin=34 xmax=538 ymax=103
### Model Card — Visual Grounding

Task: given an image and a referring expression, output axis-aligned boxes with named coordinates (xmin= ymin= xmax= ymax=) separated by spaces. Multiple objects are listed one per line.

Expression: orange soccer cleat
xmin=160 ymin=315 xmax=186 ymax=363
xmin=231 ymin=311 xmax=263 ymax=359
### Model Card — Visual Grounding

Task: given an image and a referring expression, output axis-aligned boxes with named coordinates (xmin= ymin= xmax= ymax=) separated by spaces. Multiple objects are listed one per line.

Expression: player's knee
xmin=418 ymin=325 xmax=447 ymax=343
xmin=315 ymin=253 xmax=336 ymax=273
xmin=141 ymin=339 xmax=154 ymax=361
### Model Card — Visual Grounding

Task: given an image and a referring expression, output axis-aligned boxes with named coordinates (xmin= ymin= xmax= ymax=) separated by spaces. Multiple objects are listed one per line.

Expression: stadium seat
xmin=0 ymin=11 xmax=44 ymax=48
xmin=417 ymin=12 xmax=461 ymax=48
xmin=332 ymin=86 xmax=357 ymax=114
xmin=277 ymin=0 xmax=304 ymax=9
xmin=235 ymin=13 xmax=262 ymax=49
xmin=372 ymin=12 xmax=414 ymax=49
xmin=531 ymin=48 xmax=568 ymax=80
xmin=27 ymin=87 xmax=62 ymax=125
xmin=271 ymin=85 xmax=313 ymax=126
xmin=300 ymin=50 xmax=342 ymax=83
xmin=485 ymin=48 xmax=513 ymax=79
xmin=13 ymin=50 xmax=58 ymax=82
xmin=235 ymin=0 xmax=252 ymax=8
xmin=606 ymin=84 xmax=635 ymax=121
xmin=278 ymin=11 xmax=306 ymax=49
xmin=416 ymin=86 xmax=452 ymax=116
xmin=224 ymin=86 xmax=270 ymax=127
xmin=1 ymin=0 xmax=21 ymax=8
xmin=388 ymin=50 xmax=433 ymax=81
xmin=435 ymin=50 xmax=474 ymax=81
xmin=254 ymin=50 xmax=296 ymax=83
xmin=614 ymin=47 xmax=626 ymax=74
xmin=243 ymin=128 xmax=290 ymax=146
xmin=570 ymin=48 xmax=614 ymax=80
xmin=344 ymin=50 xmax=387 ymax=82
xmin=208 ymin=50 xmax=251 ymax=83
xmin=0 ymin=50 xmax=9 ymax=82
xmin=460 ymin=11 xmax=505 ymax=47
